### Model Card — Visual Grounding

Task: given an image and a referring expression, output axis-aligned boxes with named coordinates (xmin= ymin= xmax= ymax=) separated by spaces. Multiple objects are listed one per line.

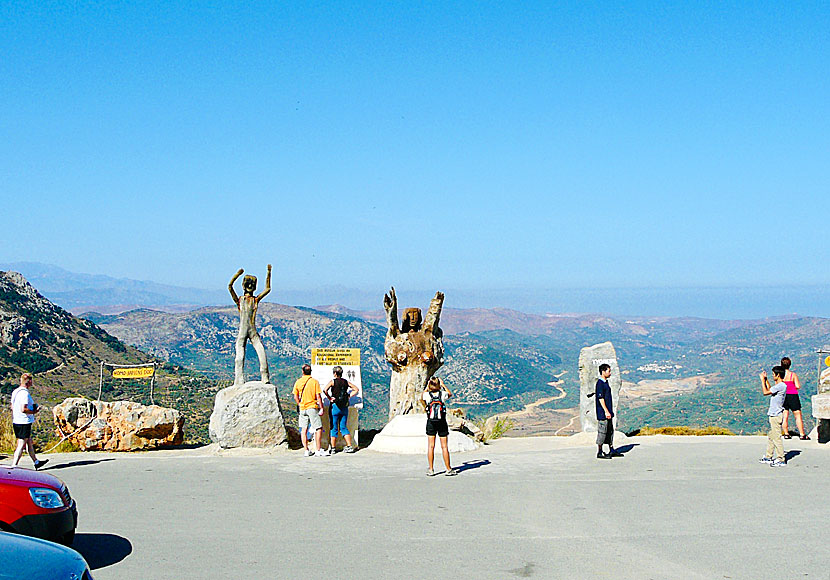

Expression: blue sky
xmin=2 ymin=3 xmax=829 ymax=302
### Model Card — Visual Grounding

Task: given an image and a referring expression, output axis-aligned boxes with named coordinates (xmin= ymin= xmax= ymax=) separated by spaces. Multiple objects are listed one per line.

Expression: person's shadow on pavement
xmin=43 ymin=458 xmax=116 ymax=471
xmin=455 ymin=459 xmax=491 ymax=473
xmin=613 ymin=444 xmax=639 ymax=455
xmin=785 ymin=450 xmax=802 ymax=462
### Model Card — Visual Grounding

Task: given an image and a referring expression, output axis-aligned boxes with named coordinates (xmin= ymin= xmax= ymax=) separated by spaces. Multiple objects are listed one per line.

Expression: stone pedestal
xmin=209 ymin=381 xmax=287 ymax=448
xmin=812 ymin=393 xmax=830 ymax=444
xmin=368 ymin=414 xmax=479 ymax=454
xmin=578 ymin=342 xmax=622 ymax=433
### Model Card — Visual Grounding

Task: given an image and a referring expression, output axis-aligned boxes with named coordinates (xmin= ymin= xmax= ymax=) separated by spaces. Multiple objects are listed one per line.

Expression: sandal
xmin=800 ymin=435 xmax=811 ymax=440
xmin=445 ymin=468 xmax=459 ymax=476
xmin=782 ymin=433 xmax=792 ymax=439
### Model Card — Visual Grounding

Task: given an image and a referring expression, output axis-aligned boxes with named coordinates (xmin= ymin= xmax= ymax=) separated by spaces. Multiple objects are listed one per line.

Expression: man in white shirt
xmin=10 ymin=373 xmax=47 ymax=469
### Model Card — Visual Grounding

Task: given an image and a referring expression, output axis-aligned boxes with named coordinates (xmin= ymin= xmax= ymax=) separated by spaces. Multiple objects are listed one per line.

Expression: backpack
xmin=426 ymin=390 xmax=446 ymax=421
xmin=331 ymin=378 xmax=351 ymax=411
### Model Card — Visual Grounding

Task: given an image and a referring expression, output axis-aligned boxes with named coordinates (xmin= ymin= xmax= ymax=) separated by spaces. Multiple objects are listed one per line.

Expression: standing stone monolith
xmin=209 ymin=264 xmax=286 ymax=448
xmin=382 ymin=286 xmax=445 ymax=419
xmin=578 ymin=341 xmax=622 ymax=433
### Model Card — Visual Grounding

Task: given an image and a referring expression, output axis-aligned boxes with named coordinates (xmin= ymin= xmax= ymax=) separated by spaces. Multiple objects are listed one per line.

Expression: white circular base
xmin=368 ymin=414 xmax=479 ymax=454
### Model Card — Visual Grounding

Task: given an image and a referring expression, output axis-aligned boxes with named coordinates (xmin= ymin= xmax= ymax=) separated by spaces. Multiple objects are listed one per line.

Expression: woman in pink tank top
xmin=780 ymin=357 xmax=809 ymax=440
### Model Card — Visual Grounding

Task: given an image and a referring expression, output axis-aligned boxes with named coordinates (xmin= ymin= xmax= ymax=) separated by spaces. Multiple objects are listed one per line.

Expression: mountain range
xmin=4 ymin=264 xmax=830 ymax=438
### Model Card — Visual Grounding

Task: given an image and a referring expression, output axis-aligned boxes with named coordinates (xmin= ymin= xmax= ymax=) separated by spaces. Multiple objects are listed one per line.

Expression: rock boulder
xmin=209 ymin=381 xmax=287 ymax=448
xmin=53 ymin=398 xmax=185 ymax=451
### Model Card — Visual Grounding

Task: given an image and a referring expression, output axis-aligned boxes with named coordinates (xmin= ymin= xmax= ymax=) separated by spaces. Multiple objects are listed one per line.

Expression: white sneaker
xmin=315 ymin=449 xmax=330 ymax=457
xmin=303 ymin=449 xmax=313 ymax=457
xmin=344 ymin=446 xmax=355 ymax=454
xmin=770 ymin=459 xmax=787 ymax=467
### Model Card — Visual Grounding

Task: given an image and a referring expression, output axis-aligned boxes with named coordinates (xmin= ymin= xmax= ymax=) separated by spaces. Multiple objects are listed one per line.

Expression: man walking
xmin=11 ymin=373 xmax=48 ymax=469
xmin=292 ymin=364 xmax=327 ymax=457
xmin=595 ymin=364 xmax=621 ymax=459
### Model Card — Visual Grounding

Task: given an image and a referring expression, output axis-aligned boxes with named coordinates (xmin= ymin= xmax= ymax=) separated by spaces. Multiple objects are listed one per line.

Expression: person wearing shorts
xmin=423 ymin=377 xmax=457 ymax=476
xmin=780 ymin=356 xmax=809 ymax=440
xmin=759 ymin=366 xmax=787 ymax=467
xmin=595 ymin=364 xmax=621 ymax=459
xmin=292 ymin=364 xmax=327 ymax=457
xmin=11 ymin=373 xmax=47 ymax=469
xmin=323 ymin=366 xmax=359 ymax=453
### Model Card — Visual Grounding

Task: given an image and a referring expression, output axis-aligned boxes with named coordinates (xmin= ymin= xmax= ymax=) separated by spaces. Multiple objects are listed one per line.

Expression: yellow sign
xmin=112 ymin=367 xmax=155 ymax=379
xmin=311 ymin=348 xmax=360 ymax=366
xmin=825 ymin=356 xmax=830 ymax=367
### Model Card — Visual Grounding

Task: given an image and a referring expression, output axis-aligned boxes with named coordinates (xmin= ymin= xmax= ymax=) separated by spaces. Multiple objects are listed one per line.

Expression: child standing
xmin=759 ymin=366 xmax=787 ymax=467
xmin=424 ymin=377 xmax=458 ymax=476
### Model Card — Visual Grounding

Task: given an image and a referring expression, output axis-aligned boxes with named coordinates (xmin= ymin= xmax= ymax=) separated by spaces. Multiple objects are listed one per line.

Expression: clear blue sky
xmin=2 ymin=2 xmax=828 ymax=295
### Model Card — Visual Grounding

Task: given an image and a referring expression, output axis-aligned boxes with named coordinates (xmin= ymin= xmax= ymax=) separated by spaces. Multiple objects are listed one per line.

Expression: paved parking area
xmin=30 ymin=435 xmax=830 ymax=579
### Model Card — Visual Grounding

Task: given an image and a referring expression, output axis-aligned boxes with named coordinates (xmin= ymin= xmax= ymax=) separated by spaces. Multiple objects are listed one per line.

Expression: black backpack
xmin=331 ymin=378 xmax=351 ymax=411
xmin=426 ymin=390 xmax=446 ymax=421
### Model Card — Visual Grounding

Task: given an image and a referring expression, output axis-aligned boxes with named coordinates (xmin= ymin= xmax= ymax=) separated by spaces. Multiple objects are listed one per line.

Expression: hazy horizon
xmin=3 ymin=260 xmax=828 ymax=320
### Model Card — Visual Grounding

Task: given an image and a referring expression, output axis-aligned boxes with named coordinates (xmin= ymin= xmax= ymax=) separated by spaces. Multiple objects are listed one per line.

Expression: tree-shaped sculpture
xmin=382 ymin=287 xmax=444 ymax=419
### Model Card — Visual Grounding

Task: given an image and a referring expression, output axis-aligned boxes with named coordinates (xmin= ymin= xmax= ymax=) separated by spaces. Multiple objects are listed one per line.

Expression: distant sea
xmin=443 ymin=285 xmax=830 ymax=320
xmin=321 ymin=285 xmax=830 ymax=320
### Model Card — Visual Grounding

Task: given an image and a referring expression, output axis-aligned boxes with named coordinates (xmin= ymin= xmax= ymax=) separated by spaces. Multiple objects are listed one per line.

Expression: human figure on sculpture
xmin=10 ymin=373 xmax=48 ymax=469
xmin=293 ymin=364 xmax=327 ymax=457
xmin=595 ymin=364 xmax=622 ymax=459
xmin=424 ymin=377 xmax=458 ymax=476
xmin=780 ymin=357 xmax=809 ymax=440
xmin=759 ymin=366 xmax=787 ymax=467
xmin=228 ymin=265 xmax=271 ymax=385
xmin=323 ymin=366 xmax=359 ymax=453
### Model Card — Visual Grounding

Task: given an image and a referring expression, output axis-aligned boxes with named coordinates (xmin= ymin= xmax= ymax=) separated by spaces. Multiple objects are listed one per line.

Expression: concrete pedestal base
xmin=368 ymin=414 xmax=479 ymax=454
xmin=811 ymin=394 xmax=830 ymax=444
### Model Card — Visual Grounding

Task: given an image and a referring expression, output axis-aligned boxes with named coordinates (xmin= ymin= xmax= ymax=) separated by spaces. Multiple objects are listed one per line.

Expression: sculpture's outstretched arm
xmin=424 ymin=291 xmax=444 ymax=334
xmin=256 ymin=264 xmax=272 ymax=302
xmin=228 ymin=268 xmax=244 ymax=306
xmin=383 ymin=286 xmax=400 ymax=337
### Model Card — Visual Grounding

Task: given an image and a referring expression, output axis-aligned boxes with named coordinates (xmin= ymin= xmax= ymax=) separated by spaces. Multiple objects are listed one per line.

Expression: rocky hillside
xmin=0 ymin=271 xmax=216 ymax=442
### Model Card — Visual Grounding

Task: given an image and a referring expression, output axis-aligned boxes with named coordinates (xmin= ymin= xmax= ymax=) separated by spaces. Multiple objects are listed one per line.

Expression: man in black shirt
xmin=595 ymin=363 xmax=622 ymax=459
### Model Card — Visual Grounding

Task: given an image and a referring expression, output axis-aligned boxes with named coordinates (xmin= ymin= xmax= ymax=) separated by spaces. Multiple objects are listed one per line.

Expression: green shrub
xmin=630 ymin=425 xmax=735 ymax=436
xmin=476 ymin=416 xmax=515 ymax=441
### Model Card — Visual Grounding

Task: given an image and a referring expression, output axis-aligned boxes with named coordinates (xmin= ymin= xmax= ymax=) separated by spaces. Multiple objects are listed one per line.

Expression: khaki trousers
xmin=766 ymin=414 xmax=784 ymax=461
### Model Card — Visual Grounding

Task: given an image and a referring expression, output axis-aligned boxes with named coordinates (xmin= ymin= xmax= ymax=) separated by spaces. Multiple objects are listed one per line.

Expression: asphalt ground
xmin=24 ymin=435 xmax=830 ymax=579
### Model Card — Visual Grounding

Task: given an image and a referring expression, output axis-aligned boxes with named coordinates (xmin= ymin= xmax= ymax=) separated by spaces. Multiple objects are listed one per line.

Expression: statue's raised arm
xmin=256 ymin=264 xmax=272 ymax=302
xmin=383 ymin=286 xmax=400 ymax=337
xmin=423 ymin=291 xmax=444 ymax=335
xmin=228 ymin=268 xmax=244 ymax=307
